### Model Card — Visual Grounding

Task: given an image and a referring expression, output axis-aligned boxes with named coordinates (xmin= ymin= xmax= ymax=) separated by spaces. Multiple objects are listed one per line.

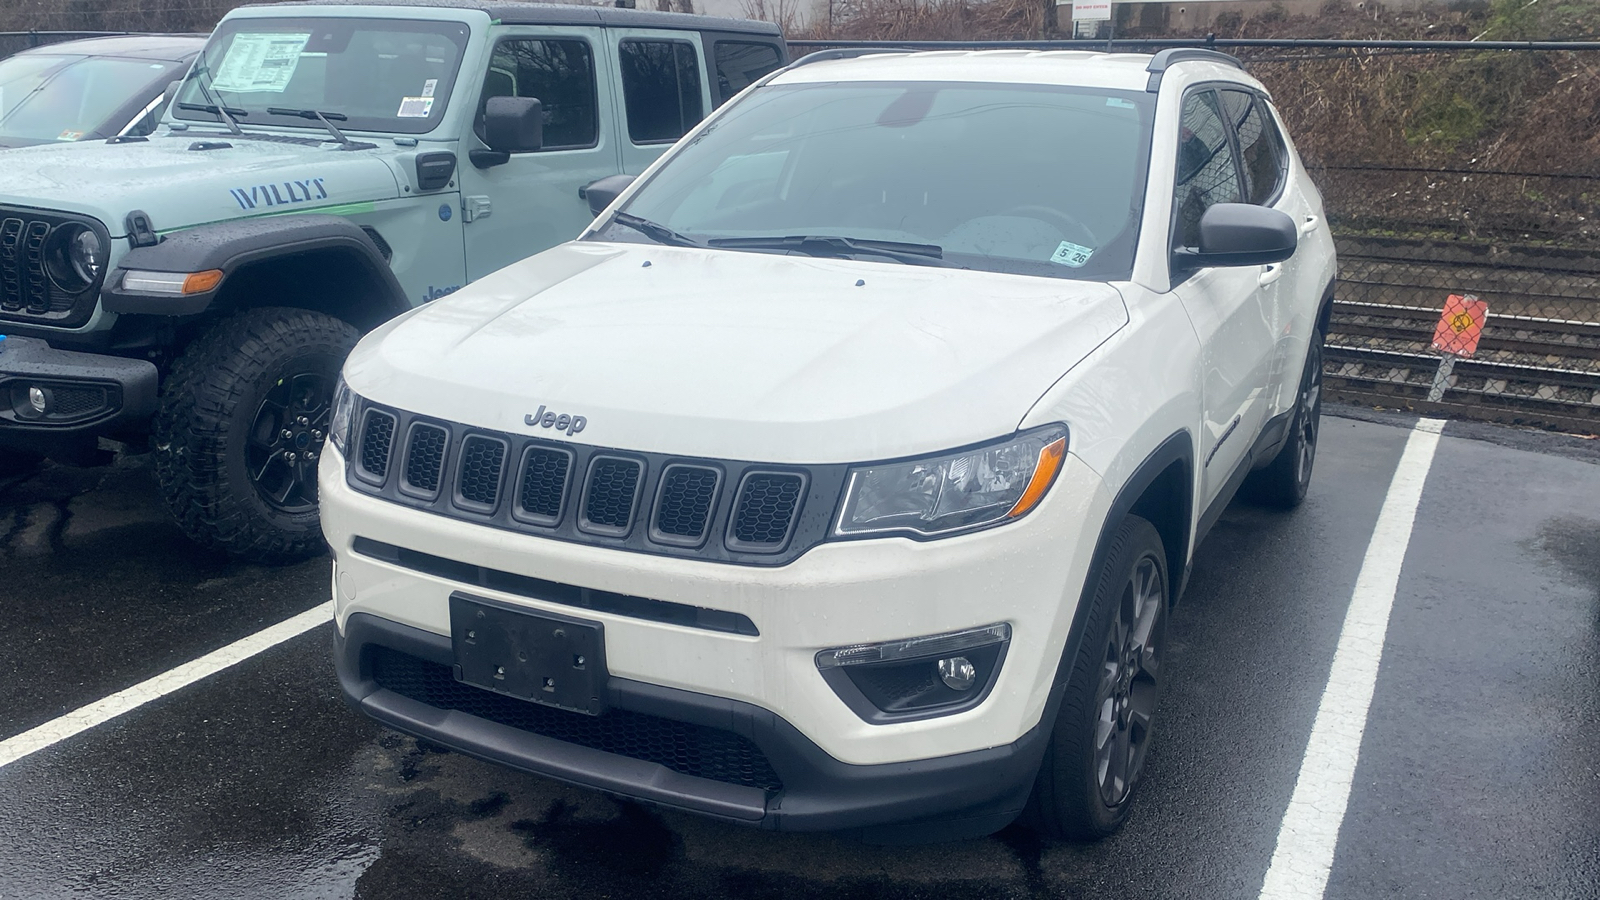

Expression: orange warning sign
xmin=1431 ymin=294 xmax=1489 ymax=357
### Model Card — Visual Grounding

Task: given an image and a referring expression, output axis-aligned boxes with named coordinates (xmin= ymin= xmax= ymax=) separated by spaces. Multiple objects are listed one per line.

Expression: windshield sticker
xmin=396 ymin=96 xmax=434 ymax=118
xmin=421 ymin=79 xmax=438 ymax=98
xmin=56 ymin=130 xmax=84 ymax=141
xmin=211 ymin=33 xmax=310 ymax=93
xmin=1106 ymin=97 xmax=1137 ymax=110
xmin=1050 ymin=240 xmax=1095 ymax=268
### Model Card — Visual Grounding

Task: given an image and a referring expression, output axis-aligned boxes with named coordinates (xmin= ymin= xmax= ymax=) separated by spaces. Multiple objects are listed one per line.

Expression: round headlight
xmin=45 ymin=224 xmax=106 ymax=293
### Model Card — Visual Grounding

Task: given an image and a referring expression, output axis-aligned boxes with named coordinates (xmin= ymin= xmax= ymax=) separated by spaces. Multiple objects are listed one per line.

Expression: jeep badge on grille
xmin=525 ymin=405 xmax=587 ymax=437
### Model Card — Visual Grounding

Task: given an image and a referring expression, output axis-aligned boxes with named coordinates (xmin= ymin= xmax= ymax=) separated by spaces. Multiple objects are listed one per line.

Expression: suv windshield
xmin=173 ymin=17 xmax=470 ymax=135
xmin=593 ymin=81 xmax=1155 ymax=281
xmin=0 ymin=53 xmax=182 ymax=144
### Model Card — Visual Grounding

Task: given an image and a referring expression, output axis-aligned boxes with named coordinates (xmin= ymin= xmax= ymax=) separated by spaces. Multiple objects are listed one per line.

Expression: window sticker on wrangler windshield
xmin=211 ymin=33 xmax=310 ymax=93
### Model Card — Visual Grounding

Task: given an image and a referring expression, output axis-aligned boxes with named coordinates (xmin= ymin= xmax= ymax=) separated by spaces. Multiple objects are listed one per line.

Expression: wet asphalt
xmin=0 ymin=408 xmax=1595 ymax=899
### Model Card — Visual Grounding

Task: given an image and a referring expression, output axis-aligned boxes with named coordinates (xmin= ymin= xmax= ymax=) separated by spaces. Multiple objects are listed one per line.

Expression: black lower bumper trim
xmin=0 ymin=336 xmax=158 ymax=451
xmin=336 ymin=612 xmax=1048 ymax=836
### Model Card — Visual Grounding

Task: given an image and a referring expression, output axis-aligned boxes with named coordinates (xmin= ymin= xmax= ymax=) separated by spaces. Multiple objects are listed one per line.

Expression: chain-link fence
xmin=791 ymin=38 xmax=1600 ymax=434
xmin=0 ymin=30 xmax=141 ymax=57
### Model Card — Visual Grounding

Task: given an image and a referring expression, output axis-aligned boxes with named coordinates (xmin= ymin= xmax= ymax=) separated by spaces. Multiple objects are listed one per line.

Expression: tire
xmin=154 ymin=307 xmax=359 ymax=563
xmin=1243 ymin=330 xmax=1323 ymax=510
xmin=1026 ymin=514 xmax=1169 ymax=840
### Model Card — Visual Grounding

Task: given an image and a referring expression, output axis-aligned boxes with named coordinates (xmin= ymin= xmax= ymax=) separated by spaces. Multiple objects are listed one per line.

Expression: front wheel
xmin=154 ymin=308 xmax=359 ymax=563
xmin=1025 ymin=515 xmax=1169 ymax=840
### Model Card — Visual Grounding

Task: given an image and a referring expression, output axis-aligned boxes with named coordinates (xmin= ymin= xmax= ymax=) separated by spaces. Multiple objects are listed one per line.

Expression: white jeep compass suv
xmin=321 ymin=47 xmax=1336 ymax=842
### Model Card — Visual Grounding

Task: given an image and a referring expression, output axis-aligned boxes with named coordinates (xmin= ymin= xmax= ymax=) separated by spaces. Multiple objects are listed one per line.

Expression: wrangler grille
xmin=0 ymin=210 xmax=106 ymax=327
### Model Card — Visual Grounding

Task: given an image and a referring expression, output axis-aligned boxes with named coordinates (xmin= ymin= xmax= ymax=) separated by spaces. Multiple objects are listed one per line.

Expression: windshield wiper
xmin=176 ymin=101 xmax=246 ymax=134
xmin=179 ymin=63 xmax=243 ymax=135
xmin=709 ymin=235 xmax=947 ymax=266
xmin=266 ymin=107 xmax=366 ymax=149
xmin=611 ymin=212 xmax=707 ymax=249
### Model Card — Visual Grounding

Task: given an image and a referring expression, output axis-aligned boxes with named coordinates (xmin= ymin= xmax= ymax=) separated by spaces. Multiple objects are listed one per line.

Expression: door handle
xmin=1259 ymin=264 xmax=1284 ymax=286
xmin=1299 ymin=215 xmax=1320 ymax=236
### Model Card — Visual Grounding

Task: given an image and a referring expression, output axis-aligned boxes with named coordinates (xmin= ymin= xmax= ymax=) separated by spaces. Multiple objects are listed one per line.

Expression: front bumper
xmin=336 ymin=612 xmax=1048 ymax=837
xmin=0 ymin=335 xmax=158 ymax=455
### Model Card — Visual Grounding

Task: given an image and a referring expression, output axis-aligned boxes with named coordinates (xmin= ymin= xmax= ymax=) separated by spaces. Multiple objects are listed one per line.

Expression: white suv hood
xmin=347 ymin=241 xmax=1128 ymax=464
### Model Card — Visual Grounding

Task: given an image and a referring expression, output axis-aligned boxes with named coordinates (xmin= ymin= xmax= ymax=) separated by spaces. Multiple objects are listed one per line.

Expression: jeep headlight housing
xmin=328 ymin=374 xmax=357 ymax=456
xmin=834 ymin=426 xmax=1068 ymax=538
xmin=44 ymin=224 xmax=106 ymax=292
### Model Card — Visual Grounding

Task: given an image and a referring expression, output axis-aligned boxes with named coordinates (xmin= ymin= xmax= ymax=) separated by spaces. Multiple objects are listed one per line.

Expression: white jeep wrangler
xmin=322 ymin=47 xmax=1336 ymax=841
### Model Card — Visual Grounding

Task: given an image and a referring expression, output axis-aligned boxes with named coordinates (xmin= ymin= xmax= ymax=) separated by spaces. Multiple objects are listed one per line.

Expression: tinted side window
xmin=712 ymin=41 xmax=781 ymax=107
xmin=479 ymin=38 xmax=598 ymax=150
xmin=1221 ymin=89 xmax=1288 ymax=206
xmin=619 ymin=40 xmax=703 ymax=144
xmin=1173 ymin=90 xmax=1243 ymax=249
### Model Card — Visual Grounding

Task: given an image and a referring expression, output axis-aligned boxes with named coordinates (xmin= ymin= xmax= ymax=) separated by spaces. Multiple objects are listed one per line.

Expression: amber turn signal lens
xmin=182 ymin=269 xmax=225 ymax=294
xmin=1006 ymin=437 xmax=1066 ymax=518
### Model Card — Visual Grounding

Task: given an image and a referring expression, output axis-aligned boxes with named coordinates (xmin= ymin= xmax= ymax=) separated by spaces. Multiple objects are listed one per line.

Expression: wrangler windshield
xmin=593 ymin=81 xmax=1155 ymax=281
xmin=173 ymin=17 xmax=469 ymax=135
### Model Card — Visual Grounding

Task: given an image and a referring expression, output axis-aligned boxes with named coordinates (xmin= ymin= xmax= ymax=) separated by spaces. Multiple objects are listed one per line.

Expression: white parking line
xmin=0 ymin=601 xmax=333 ymax=771
xmin=1258 ymin=418 xmax=1446 ymax=900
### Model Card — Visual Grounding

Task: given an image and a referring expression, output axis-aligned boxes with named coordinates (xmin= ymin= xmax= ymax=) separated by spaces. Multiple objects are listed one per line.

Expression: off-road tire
xmin=1243 ymin=330 xmax=1324 ymax=509
xmin=154 ymin=308 xmax=359 ymax=563
xmin=1025 ymin=515 xmax=1169 ymax=840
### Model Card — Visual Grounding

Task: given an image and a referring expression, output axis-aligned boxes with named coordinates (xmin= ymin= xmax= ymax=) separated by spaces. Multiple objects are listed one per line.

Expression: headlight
xmin=834 ymin=426 xmax=1068 ymax=538
xmin=44 ymin=224 xmax=106 ymax=292
xmin=328 ymin=374 xmax=357 ymax=456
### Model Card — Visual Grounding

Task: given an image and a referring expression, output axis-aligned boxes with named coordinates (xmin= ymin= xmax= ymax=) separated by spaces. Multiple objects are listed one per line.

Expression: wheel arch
xmin=102 ymin=214 xmax=411 ymax=332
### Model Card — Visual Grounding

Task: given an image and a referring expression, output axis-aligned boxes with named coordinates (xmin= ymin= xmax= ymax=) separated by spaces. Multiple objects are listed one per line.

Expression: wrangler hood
xmin=346 ymin=241 xmax=1129 ymax=464
xmin=0 ymin=131 xmax=401 ymax=235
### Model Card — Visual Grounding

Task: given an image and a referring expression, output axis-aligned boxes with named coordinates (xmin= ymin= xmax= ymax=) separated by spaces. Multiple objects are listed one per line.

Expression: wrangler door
xmin=457 ymin=26 xmax=619 ymax=280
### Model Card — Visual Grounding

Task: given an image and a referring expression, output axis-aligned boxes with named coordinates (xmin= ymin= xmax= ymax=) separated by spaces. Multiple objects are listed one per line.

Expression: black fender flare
xmin=101 ymin=214 xmax=407 ymax=320
xmin=1032 ymin=430 xmax=1196 ymax=741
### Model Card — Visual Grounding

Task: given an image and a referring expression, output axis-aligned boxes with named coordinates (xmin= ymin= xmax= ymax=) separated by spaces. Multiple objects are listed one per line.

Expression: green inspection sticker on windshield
xmin=211 ymin=33 xmax=310 ymax=93
xmin=1050 ymin=240 xmax=1095 ymax=268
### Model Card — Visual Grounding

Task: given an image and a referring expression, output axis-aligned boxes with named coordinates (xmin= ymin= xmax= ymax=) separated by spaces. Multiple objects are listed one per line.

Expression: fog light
xmin=938 ymin=656 xmax=976 ymax=691
xmin=28 ymin=386 xmax=49 ymax=413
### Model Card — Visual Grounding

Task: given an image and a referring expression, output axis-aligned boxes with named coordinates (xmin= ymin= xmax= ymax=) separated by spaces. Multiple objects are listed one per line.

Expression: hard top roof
xmin=246 ymin=0 xmax=782 ymax=35
xmin=16 ymin=33 xmax=208 ymax=61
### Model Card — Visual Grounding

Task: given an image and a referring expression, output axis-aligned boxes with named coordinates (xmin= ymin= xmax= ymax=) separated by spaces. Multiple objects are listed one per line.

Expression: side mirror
xmin=1173 ymin=203 xmax=1297 ymax=270
xmin=473 ymin=96 xmax=543 ymax=168
xmin=580 ymin=174 xmax=637 ymax=218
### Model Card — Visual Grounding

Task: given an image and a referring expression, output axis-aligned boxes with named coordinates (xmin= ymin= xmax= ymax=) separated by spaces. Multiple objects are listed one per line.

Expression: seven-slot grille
xmin=346 ymin=403 xmax=834 ymax=564
xmin=0 ymin=209 xmax=106 ymax=327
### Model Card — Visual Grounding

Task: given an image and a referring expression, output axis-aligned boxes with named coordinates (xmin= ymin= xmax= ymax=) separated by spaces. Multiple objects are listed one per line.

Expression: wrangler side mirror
xmin=473 ymin=96 xmax=543 ymax=168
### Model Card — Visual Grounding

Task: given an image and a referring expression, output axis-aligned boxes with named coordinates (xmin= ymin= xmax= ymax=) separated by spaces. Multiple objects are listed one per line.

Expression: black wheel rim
xmin=245 ymin=371 xmax=332 ymax=513
xmin=1295 ymin=347 xmax=1323 ymax=489
xmin=1094 ymin=554 xmax=1165 ymax=808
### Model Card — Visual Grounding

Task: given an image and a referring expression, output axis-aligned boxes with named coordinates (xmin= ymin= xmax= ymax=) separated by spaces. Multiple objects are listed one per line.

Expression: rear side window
xmin=712 ymin=41 xmax=781 ymax=106
xmin=479 ymin=38 xmax=598 ymax=150
xmin=1221 ymin=89 xmax=1288 ymax=206
xmin=1173 ymin=89 xmax=1242 ymax=249
xmin=619 ymin=39 xmax=703 ymax=144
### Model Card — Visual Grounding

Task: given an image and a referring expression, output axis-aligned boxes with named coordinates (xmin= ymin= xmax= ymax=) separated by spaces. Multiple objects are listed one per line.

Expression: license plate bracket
xmin=449 ymin=592 xmax=608 ymax=716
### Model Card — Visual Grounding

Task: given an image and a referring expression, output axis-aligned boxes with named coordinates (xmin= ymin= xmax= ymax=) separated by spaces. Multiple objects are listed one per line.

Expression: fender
xmin=1033 ymin=430 xmax=1195 ymax=741
xmin=101 ymin=214 xmax=408 ymax=320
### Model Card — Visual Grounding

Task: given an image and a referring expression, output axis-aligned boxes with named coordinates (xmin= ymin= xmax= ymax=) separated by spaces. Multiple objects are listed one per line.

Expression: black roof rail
xmin=788 ymin=47 xmax=917 ymax=68
xmin=1145 ymin=47 xmax=1243 ymax=92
